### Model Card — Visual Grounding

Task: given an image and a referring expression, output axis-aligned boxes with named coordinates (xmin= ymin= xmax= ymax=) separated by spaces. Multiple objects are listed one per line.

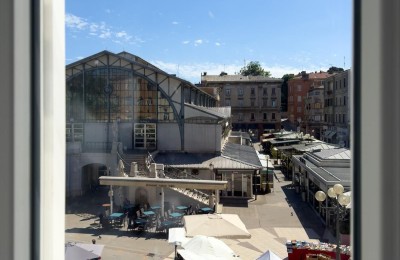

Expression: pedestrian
xmin=92 ymin=239 xmax=96 ymax=244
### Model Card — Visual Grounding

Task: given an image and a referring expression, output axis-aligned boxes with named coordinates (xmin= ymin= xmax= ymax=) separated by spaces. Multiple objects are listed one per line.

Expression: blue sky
xmin=66 ymin=0 xmax=352 ymax=83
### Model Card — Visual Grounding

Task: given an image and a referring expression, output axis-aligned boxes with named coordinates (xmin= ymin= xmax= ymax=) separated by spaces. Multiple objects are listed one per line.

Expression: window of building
xmin=272 ymin=113 xmax=276 ymax=120
xmin=238 ymin=87 xmax=244 ymax=96
xmin=298 ymin=96 xmax=302 ymax=102
xmin=263 ymin=113 xmax=267 ymax=120
xmin=272 ymin=88 xmax=276 ymax=94
xmin=297 ymin=85 xmax=302 ymax=91
xmin=251 ymin=88 xmax=255 ymax=95
xmin=225 ymin=99 xmax=231 ymax=106
xmin=238 ymin=100 xmax=244 ymax=107
xmin=272 ymin=100 xmax=276 ymax=107
xmin=263 ymin=88 xmax=267 ymax=96
xmin=263 ymin=99 xmax=268 ymax=107
xmin=297 ymin=106 xmax=302 ymax=112
xmin=225 ymin=88 xmax=231 ymax=96
xmin=251 ymin=99 xmax=255 ymax=107
xmin=238 ymin=113 xmax=243 ymax=121
xmin=250 ymin=113 xmax=255 ymax=121
xmin=344 ymin=78 xmax=347 ymax=88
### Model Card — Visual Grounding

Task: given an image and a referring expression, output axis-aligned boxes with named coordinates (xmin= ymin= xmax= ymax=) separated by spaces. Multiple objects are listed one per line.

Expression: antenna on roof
xmin=344 ymin=56 xmax=346 ymax=68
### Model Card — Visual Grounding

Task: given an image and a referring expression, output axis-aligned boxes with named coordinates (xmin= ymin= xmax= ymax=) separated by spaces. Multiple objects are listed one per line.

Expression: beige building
xmin=304 ymin=85 xmax=325 ymax=140
xmin=323 ymin=70 xmax=351 ymax=147
xmin=201 ymin=74 xmax=283 ymax=137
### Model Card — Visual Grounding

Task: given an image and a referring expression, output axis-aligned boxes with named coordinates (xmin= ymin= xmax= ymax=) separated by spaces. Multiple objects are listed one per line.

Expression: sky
xmin=66 ymin=0 xmax=352 ymax=84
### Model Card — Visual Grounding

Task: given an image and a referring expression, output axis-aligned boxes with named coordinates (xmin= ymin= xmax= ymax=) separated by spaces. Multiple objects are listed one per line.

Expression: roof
xmin=292 ymin=72 xmax=331 ymax=80
xmin=222 ymin=142 xmax=262 ymax=167
xmin=309 ymin=166 xmax=351 ymax=182
xmin=153 ymin=152 xmax=259 ymax=170
xmin=201 ymin=74 xmax=282 ymax=83
xmin=185 ymin=103 xmax=231 ymax=119
xmin=312 ymin=148 xmax=351 ymax=159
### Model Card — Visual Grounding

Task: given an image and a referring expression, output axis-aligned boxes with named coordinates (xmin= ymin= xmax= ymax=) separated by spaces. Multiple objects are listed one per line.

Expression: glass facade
xmin=66 ymin=67 xmax=176 ymax=124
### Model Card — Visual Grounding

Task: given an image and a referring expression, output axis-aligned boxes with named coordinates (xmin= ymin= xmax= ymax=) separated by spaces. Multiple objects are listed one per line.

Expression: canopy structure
xmin=256 ymin=250 xmax=282 ymax=260
xmin=183 ymin=214 xmax=251 ymax=239
xmin=177 ymin=235 xmax=241 ymax=260
xmin=65 ymin=243 xmax=104 ymax=260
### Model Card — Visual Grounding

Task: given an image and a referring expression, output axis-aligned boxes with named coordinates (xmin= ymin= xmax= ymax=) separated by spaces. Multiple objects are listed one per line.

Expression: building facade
xmin=66 ymin=51 xmax=231 ymax=197
xmin=201 ymin=74 xmax=282 ymax=137
xmin=287 ymin=71 xmax=330 ymax=132
xmin=322 ymin=70 xmax=351 ymax=147
xmin=304 ymin=85 xmax=325 ymax=139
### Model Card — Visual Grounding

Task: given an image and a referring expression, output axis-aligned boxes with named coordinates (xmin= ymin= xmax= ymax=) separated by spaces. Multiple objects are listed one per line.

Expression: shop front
xmin=216 ymin=171 xmax=253 ymax=198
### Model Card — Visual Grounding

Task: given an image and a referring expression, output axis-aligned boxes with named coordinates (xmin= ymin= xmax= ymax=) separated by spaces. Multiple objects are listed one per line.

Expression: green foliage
xmin=280 ymin=74 xmax=294 ymax=112
xmin=239 ymin=61 xmax=271 ymax=77
xmin=327 ymin=66 xmax=344 ymax=74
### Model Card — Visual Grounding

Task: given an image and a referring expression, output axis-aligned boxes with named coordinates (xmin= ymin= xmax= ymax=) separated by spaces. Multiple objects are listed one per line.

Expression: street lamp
xmin=209 ymin=162 xmax=214 ymax=180
xmin=315 ymin=184 xmax=351 ymax=260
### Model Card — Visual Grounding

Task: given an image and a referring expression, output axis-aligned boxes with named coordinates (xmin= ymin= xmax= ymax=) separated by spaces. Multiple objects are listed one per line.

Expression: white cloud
xmin=182 ymin=40 xmax=190 ymax=44
xmin=172 ymin=21 xmax=179 ymax=25
xmin=215 ymin=42 xmax=221 ymax=46
xmin=208 ymin=11 xmax=214 ymax=18
xmin=65 ymin=13 xmax=88 ymax=30
xmin=105 ymin=9 xmax=111 ymax=14
xmin=150 ymin=60 xmax=324 ymax=84
xmin=65 ymin=13 xmax=143 ymax=45
xmin=194 ymin=39 xmax=203 ymax=46
xmin=99 ymin=29 xmax=112 ymax=39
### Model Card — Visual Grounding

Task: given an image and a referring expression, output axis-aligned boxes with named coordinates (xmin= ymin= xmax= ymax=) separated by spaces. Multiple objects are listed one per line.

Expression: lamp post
xmin=315 ymin=184 xmax=351 ymax=260
xmin=209 ymin=162 xmax=214 ymax=180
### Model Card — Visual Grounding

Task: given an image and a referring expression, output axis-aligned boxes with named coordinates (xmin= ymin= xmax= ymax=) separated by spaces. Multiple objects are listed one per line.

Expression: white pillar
xmin=109 ymin=185 xmax=114 ymax=214
xmin=161 ymin=187 xmax=165 ymax=217
xmin=215 ymin=190 xmax=220 ymax=213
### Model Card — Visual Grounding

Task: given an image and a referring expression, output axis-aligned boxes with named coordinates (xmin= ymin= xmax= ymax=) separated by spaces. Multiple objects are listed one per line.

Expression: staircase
xmin=170 ymin=187 xmax=210 ymax=206
xmin=121 ymin=153 xmax=148 ymax=175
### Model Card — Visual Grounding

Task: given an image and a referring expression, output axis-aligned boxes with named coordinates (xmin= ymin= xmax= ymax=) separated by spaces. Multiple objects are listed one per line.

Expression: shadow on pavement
xmin=281 ymin=183 xmax=329 ymax=241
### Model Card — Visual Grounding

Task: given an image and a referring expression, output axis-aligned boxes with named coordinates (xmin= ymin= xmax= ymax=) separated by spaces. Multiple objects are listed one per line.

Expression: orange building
xmin=287 ymin=71 xmax=330 ymax=132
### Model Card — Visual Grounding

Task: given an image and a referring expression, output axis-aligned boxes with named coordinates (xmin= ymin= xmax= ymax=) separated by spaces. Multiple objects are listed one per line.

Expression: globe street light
xmin=315 ymin=184 xmax=351 ymax=260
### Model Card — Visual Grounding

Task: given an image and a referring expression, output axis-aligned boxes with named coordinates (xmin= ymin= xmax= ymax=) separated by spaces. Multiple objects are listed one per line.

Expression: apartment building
xmin=304 ymin=85 xmax=325 ymax=139
xmin=201 ymin=74 xmax=283 ymax=137
xmin=287 ymin=71 xmax=330 ymax=131
xmin=323 ymin=70 xmax=351 ymax=147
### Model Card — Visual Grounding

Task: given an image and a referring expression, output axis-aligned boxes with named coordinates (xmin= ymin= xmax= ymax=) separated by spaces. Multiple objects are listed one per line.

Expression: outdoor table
xmin=200 ymin=207 xmax=213 ymax=213
xmin=134 ymin=218 xmax=148 ymax=225
xmin=143 ymin=210 xmax=156 ymax=217
xmin=151 ymin=205 xmax=161 ymax=210
xmin=109 ymin=212 xmax=124 ymax=220
xmin=169 ymin=212 xmax=184 ymax=218
xmin=176 ymin=206 xmax=188 ymax=211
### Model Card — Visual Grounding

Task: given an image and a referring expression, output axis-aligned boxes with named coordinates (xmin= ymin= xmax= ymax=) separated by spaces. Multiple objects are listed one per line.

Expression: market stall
xmin=286 ymin=240 xmax=351 ymax=260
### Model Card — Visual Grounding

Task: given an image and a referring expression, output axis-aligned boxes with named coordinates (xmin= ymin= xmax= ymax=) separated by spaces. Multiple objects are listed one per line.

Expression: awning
xmin=324 ymin=131 xmax=336 ymax=139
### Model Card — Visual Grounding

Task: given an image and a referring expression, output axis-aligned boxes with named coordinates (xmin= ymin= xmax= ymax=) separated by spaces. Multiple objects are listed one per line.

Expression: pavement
xmin=65 ymin=143 xmax=335 ymax=259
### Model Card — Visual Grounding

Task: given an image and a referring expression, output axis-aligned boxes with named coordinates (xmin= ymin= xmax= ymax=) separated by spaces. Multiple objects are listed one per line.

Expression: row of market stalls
xmin=261 ymin=130 xmax=351 ymax=241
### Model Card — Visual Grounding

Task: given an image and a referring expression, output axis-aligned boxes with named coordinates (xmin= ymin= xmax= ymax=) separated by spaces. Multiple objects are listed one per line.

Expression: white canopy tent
xmin=256 ymin=250 xmax=282 ymax=260
xmin=177 ymin=235 xmax=241 ymax=260
xmin=183 ymin=214 xmax=251 ymax=239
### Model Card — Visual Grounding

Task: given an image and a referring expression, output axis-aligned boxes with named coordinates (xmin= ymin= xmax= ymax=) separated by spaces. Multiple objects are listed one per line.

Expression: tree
xmin=327 ymin=66 xmax=344 ymax=74
xmin=239 ymin=61 xmax=271 ymax=77
xmin=281 ymin=74 xmax=294 ymax=112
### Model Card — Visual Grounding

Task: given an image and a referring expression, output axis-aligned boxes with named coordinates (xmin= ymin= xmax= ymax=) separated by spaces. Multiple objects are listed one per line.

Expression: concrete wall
xmin=157 ymin=123 xmax=181 ymax=151
xmin=184 ymin=124 xmax=221 ymax=152
xmin=84 ymin=123 xmax=109 ymax=142
xmin=119 ymin=123 xmax=133 ymax=150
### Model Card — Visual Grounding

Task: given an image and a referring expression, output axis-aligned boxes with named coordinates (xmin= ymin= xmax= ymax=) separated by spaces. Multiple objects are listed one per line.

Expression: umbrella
xmin=183 ymin=214 xmax=251 ymax=239
xmin=65 ymin=243 xmax=103 ymax=260
xmin=177 ymin=235 xmax=241 ymax=260
xmin=256 ymin=250 xmax=282 ymax=260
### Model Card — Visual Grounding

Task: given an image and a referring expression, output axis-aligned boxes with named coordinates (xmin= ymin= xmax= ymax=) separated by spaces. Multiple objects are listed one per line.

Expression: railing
xmin=83 ymin=142 xmax=112 ymax=153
